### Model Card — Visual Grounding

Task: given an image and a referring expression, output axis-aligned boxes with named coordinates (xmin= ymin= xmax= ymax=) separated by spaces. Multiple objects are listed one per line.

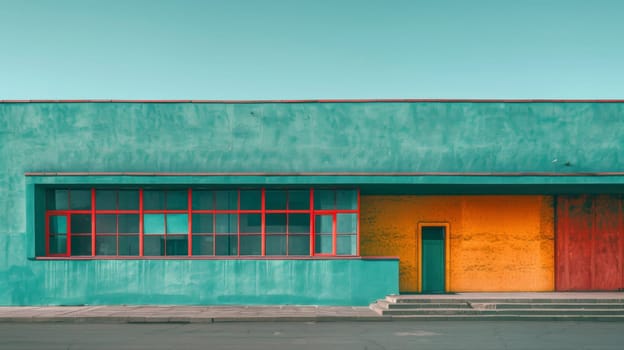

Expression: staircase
xmin=370 ymin=293 xmax=624 ymax=321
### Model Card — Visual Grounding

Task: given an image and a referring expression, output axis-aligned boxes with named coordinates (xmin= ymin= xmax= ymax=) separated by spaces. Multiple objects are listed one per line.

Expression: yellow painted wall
xmin=360 ymin=195 xmax=554 ymax=292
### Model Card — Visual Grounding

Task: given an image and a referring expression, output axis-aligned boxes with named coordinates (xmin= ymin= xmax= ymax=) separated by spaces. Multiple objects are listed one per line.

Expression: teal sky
xmin=1 ymin=0 xmax=623 ymax=99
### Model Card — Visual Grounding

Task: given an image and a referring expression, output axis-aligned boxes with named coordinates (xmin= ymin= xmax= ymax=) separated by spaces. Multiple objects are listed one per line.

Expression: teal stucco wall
xmin=1 ymin=101 xmax=623 ymax=305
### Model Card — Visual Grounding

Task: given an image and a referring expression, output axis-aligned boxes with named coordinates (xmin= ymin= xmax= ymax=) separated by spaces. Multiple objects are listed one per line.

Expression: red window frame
xmin=44 ymin=187 xmax=360 ymax=258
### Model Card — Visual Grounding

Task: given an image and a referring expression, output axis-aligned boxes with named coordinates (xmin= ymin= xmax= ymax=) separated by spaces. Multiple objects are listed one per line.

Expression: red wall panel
xmin=556 ymin=195 xmax=624 ymax=291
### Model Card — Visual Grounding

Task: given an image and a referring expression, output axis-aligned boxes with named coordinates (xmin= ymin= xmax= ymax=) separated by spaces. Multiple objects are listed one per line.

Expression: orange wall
xmin=360 ymin=195 xmax=554 ymax=292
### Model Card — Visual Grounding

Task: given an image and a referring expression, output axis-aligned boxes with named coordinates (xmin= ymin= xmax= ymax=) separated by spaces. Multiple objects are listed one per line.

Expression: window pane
xmin=167 ymin=214 xmax=188 ymax=234
xmin=266 ymin=235 xmax=286 ymax=255
xmin=96 ymin=190 xmax=116 ymax=210
xmin=337 ymin=213 xmax=357 ymax=234
xmin=118 ymin=214 xmax=139 ymax=234
xmin=71 ymin=214 xmax=92 ymax=234
xmin=49 ymin=216 xmax=67 ymax=234
xmin=215 ymin=235 xmax=238 ymax=256
xmin=315 ymin=234 xmax=333 ymax=254
xmin=288 ymin=190 xmax=309 ymax=210
xmin=192 ymin=214 xmax=213 ymax=233
xmin=266 ymin=190 xmax=287 ymax=210
xmin=288 ymin=235 xmax=310 ymax=255
xmin=336 ymin=190 xmax=357 ymax=210
xmin=71 ymin=236 xmax=92 ymax=256
xmin=119 ymin=235 xmax=139 ymax=256
xmin=266 ymin=214 xmax=286 ymax=233
xmin=118 ymin=190 xmax=139 ymax=210
xmin=144 ymin=235 xmax=165 ymax=256
xmin=337 ymin=235 xmax=357 ymax=255
xmin=96 ymin=236 xmax=117 ymax=255
xmin=167 ymin=190 xmax=188 ymax=210
xmin=144 ymin=214 xmax=165 ymax=234
xmin=240 ymin=190 xmax=261 ymax=210
xmin=47 ymin=189 xmax=69 ymax=210
xmin=314 ymin=190 xmax=334 ymax=210
xmin=192 ymin=235 xmax=214 ymax=255
xmin=215 ymin=214 xmax=237 ymax=233
xmin=192 ymin=190 xmax=214 ymax=210
xmin=288 ymin=214 xmax=310 ymax=234
xmin=96 ymin=214 xmax=116 ymax=233
xmin=49 ymin=235 xmax=67 ymax=254
xmin=166 ymin=236 xmax=188 ymax=256
xmin=315 ymin=215 xmax=333 ymax=234
xmin=70 ymin=190 xmax=91 ymax=210
xmin=143 ymin=190 xmax=166 ymax=210
xmin=239 ymin=235 xmax=261 ymax=255
xmin=240 ymin=214 xmax=261 ymax=233
xmin=215 ymin=190 xmax=237 ymax=210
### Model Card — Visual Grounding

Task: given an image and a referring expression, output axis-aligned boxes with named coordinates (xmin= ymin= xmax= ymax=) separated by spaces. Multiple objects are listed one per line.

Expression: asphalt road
xmin=1 ymin=321 xmax=623 ymax=350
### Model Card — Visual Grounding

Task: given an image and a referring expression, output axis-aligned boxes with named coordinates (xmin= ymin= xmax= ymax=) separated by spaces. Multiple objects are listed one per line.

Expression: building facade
xmin=1 ymin=100 xmax=623 ymax=306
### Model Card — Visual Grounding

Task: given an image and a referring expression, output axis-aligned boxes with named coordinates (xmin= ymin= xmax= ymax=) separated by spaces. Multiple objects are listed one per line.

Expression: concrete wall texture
xmin=1 ymin=101 xmax=623 ymax=305
xmin=360 ymin=195 xmax=555 ymax=292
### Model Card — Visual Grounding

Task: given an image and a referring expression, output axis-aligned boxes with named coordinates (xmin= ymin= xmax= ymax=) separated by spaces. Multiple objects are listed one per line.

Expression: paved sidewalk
xmin=0 ymin=305 xmax=382 ymax=323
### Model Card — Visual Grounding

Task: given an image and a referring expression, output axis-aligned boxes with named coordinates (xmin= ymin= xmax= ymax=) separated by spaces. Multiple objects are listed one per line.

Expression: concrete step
xmin=489 ymin=303 xmax=624 ymax=309
xmin=377 ymin=308 xmax=624 ymax=316
xmin=387 ymin=296 xmax=624 ymax=304
xmin=385 ymin=315 xmax=624 ymax=321
xmin=376 ymin=300 xmax=471 ymax=309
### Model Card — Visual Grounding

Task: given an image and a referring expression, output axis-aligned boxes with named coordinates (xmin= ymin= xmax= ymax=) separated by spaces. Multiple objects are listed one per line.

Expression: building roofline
xmin=2 ymin=98 xmax=624 ymax=104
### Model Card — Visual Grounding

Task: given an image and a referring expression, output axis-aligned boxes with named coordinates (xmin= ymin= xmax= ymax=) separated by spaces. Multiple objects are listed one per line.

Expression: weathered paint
xmin=556 ymin=195 xmax=624 ymax=291
xmin=1 ymin=101 xmax=622 ymax=305
xmin=360 ymin=195 xmax=555 ymax=292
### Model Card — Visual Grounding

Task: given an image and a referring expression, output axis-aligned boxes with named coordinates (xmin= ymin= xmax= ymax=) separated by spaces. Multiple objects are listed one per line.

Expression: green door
xmin=421 ymin=226 xmax=445 ymax=293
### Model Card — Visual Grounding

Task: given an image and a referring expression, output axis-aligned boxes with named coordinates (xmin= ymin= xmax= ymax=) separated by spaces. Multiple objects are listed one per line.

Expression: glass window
xmin=192 ymin=236 xmax=214 ymax=256
xmin=192 ymin=214 xmax=213 ymax=233
xmin=315 ymin=215 xmax=333 ymax=234
xmin=71 ymin=214 xmax=91 ymax=234
xmin=47 ymin=189 xmax=69 ymax=210
xmin=239 ymin=235 xmax=261 ymax=255
xmin=96 ymin=236 xmax=117 ymax=255
xmin=215 ymin=214 xmax=237 ymax=233
xmin=143 ymin=190 xmax=166 ymax=210
xmin=288 ymin=214 xmax=310 ymax=233
xmin=266 ymin=190 xmax=287 ymax=210
xmin=215 ymin=190 xmax=237 ymax=210
xmin=70 ymin=190 xmax=91 ymax=210
xmin=166 ymin=236 xmax=188 ymax=256
xmin=315 ymin=235 xmax=333 ymax=254
xmin=288 ymin=190 xmax=309 ymax=210
xmin=240 ymin=190 xmax=261 ymax=210
xmin=166 ymin=214 xmax=188 ymax=234
xmin=95 ymin=190 xmax=116 ymax=210
xmin=118 ymin=190 xmax=139 ymax=210
xmin=192 ymin=190 xmax=214 ymax=210
xmin=266 ymin=235 xmax=286 ymax=255
xmin=336 ymin=190 xmax=357 ymax=210
xmin=266 ymin=214 xmax=287 ymax=233
xmin=288 ymin=234 xmax=310 ymax=255
xmin=118 ymin=235 xmax=139 ymax=256
xmin=49 ymin=235 xmax=67 ymax=255
xmin=337 ymin=213 xmax=357 ymax=234
xmin=96 ymin=214 xmax=116 ymax=233
xmin=71 ymin=236 xmax=92 ymax=256
xmin=144 ymin=236 xmax=165 ymax=256
xmin=240 ymin=214 xmax=261 ymax=233
xmin=144 ymin=214 xmax=165 ymax=234
xmin=314 ymin=190 xmax=334 ymax=210
xmin=337 ymin=235 xmax=356 ymax=255
xmin=167 ymin=190 xmax=187 ymax=210
xmin=215 ymin=235 xmax=238 ymax=256
xmin=49 ymin=216 xmax=67 ymax=234
xmin=118 ymin=215 xmax=139 ymax=234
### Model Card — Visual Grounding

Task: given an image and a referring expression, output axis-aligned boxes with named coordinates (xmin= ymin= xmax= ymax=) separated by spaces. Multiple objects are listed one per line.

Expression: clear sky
xmin=1 ymin=0 xmax=623 ymax=99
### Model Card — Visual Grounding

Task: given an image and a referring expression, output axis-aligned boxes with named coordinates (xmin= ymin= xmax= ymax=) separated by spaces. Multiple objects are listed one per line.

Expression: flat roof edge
xmin=3 ymin=99 xmax=624 ymax=104
xmin=24 ymin=172 xmax=624 ymax=177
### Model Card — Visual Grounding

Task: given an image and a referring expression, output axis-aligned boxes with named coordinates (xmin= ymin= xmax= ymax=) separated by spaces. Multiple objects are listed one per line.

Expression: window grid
xmin=45 ymin=187 xmax=359 ymax=258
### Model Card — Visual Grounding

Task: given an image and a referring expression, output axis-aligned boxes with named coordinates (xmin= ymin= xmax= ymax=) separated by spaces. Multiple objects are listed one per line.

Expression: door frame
xmin=417 ymin=222 xmax=451 ymax=293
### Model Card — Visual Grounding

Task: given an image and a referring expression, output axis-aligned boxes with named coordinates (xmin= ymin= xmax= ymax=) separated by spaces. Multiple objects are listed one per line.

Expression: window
xmin=44 ymin=188 xmax=359 ymax=258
